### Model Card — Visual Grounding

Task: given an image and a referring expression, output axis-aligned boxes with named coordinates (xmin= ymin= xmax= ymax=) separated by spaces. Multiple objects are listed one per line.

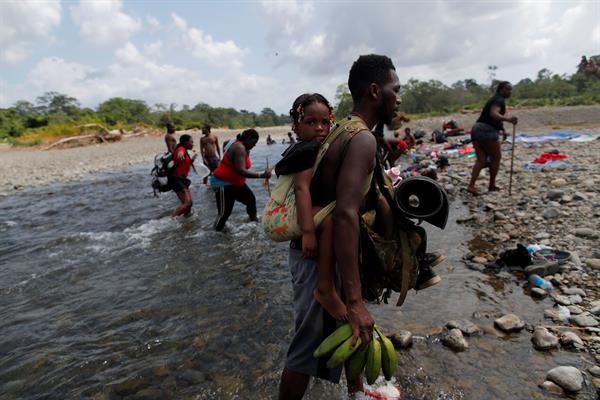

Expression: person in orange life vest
xmin=211 ymin=129 xmax=273 ymax=231
xmin=169 ymin=134 xmax=197 ymax=217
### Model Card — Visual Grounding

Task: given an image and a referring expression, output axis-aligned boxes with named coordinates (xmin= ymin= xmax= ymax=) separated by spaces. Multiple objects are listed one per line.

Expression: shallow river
xmin=0 ymin=144 xmax=595 ymax=399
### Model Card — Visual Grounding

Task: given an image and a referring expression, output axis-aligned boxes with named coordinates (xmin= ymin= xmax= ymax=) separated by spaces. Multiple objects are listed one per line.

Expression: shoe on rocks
xmin=415 ymin=265 xmax=442 ymax=291
xmin=422 ymin=252 xmax=446 ymax=268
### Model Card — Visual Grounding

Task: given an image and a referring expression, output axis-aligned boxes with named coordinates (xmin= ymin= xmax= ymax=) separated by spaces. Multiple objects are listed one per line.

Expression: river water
xmin=0 ymin=144 xmax=595 ymax=399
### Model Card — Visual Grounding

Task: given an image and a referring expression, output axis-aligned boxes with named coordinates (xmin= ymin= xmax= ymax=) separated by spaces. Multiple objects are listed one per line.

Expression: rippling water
xmin=0 ymin=144 xmax=595 ymax=399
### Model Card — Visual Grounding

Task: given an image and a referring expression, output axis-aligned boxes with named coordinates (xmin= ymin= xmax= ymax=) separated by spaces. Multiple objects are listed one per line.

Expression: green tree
xmin=334 ymin=83 xmax=353 ymax=120
xmin=36 ymin=92 xmax=80 ymax=116
xmin=97 ymin=97 xmax=151 ymax=125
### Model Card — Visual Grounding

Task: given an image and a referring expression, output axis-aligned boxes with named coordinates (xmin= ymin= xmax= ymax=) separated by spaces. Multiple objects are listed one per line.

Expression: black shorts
xmin=471 ymin=122 xmax=499 ymax=143
xmin=168 ymin=175 xmax=191 ymax=193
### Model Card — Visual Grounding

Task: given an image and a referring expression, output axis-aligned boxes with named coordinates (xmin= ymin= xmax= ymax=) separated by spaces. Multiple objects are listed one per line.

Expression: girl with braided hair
xmin=271 ymin=93 xmax=346 ymax=320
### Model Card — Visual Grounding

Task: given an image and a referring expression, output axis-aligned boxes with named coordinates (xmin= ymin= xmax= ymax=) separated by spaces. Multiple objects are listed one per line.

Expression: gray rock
xmin=531 ymin=287 xmax=548 ymax=298
xmin=531 ymin=327 xmax=559 ymax=350
xmin=390 ymin=330 xmax=413 ymax=349
xmin=560 ymin=331 xmax=584 ymax=347
xmin=568 ymin=294 xmax=583 ymax=305
xmin=585 ymin=258 xmax=600 ymax=269
xmin=547 ymin=189 xmax=565 ymax=200
xmin=534 ymin=232 xmax=551 ymax=240
xmin=128 ymin=388 xmax=168 ymax=400
xmin=546 ymin=366 xmax=583 ymax=392
xmin=571 ymin=314 xmax=599 ymax=327
xmin=176 ymin=369 xmax=206 ymax=384
xmin=589 ymin=366 xmax=600 ymax=378
xmin=573 ymin=228 xmax=597 ymax=238
xmin=551 ymin=294 xmax=571 ymax=306
xmin=472 ymin=256 xmax=488 ymax=265
xmin=590 ymin=305 xmax=600 ymax=315
xmin=445 ymin=320 xmax=482 ymax=336
xmin=562 ymin=287 xmax=586 ymax=297
xmin=494 ymin=314 xmax=525 ymax=333
xmin=566 ymin=305 xmax=583 ymax=315
xmin=441 ymin=328 xmax=468 ymax=352
xmin=551 ymin=178 xmax=567 ymax=187
xmin=539 ymin=381 xmax=564 ymax=395
xmin=573 ymin=191 xmax=588 ymax=201
xmin=542 ymin=208 xmax=560 ymax=219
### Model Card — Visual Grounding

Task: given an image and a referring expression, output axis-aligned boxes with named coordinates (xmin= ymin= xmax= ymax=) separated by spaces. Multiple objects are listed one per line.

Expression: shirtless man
xmin=199 ymin=125 xmax=221 ymax=183
xmin=164 ymin=122 xmax=177 ymax=154
xmin=278 ymin=54 xmax=402 ymax=399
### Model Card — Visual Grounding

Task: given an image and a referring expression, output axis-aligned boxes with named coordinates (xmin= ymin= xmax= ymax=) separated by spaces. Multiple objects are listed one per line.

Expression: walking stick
xmin=508 ymin=123 xmax=516 ymax=196
xmin=264 ymin=156 xmax=271 ymax=196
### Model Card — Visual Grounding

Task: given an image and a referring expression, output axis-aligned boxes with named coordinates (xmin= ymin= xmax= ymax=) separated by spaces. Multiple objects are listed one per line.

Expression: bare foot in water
xmin=314 ymin=288 xmax=347 ymax=320
xmin=466 ymin=186 xmax=479 ymax=196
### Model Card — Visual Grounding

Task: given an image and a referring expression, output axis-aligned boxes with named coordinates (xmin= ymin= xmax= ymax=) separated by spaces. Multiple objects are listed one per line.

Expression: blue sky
xmin=1 ymin=0 xmax=599 ymax=114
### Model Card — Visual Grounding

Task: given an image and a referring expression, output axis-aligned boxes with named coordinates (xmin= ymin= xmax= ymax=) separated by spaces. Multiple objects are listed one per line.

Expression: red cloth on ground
xmin=532 ymin=152 xmax=568 ymax=164
xmin=397 ymin=139 xmax=408 ymax=152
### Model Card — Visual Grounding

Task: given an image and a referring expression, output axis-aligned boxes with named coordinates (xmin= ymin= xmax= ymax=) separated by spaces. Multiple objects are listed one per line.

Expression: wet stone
xmin=531 ymin=287 xmax=548 ymax=298
xmin=551 ymin=294 xmax=571 ymax=306
xmin=127 ymin=388 xmax=168 ymax=400
xmin=547 ymin=189 xmax=565 ymax=200
xmin=445 ymin=320 xmax=482 ymax=336
xmin=562 ymin=287 xmax=586 ymax=297
xmin=175 ymin=369 xmax=206 ymax=385
xmin=546 ymin=366 xmax=583 ymax=393
xmin=539 ymin=380 xmax=564 ymax=396
xmin=531 ymin=327 xmax=559 ymax=350
xmin=441 ymin=328 xmax=468 ymax=352
xmin=589 ymin=366 xmax=600 ymax=378
xmin=568 ymin=294 xmax=583 ymax=304
xmin=390 ymin=330 xmax=413 ymax=349
xmin=571 ymin=314 xmax=599 ymax=327
xmin=494 ymin=314 xmax=525 ymax=333
xmin=560 ymin=331 xmax=584 ymax=348
xmin=567 ymin=305 xmax=583 ymax=315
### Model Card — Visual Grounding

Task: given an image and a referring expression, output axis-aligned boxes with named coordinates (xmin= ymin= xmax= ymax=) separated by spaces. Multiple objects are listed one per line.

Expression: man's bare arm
xmin=333 ymin=131 xmax=376 ymax=345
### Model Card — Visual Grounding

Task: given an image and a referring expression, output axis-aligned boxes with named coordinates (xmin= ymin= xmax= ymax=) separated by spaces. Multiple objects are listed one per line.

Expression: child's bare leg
xmin=313 ymin=213 xmax=347 ymax=320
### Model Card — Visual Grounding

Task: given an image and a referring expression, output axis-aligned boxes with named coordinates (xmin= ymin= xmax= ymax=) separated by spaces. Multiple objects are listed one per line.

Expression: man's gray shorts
xmin=285 ymin=244 xmax=343 ymax=383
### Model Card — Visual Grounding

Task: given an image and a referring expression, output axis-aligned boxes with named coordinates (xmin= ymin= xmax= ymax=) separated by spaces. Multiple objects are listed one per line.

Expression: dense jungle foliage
xmin=2 ymin=58 xmax=599 ymax=145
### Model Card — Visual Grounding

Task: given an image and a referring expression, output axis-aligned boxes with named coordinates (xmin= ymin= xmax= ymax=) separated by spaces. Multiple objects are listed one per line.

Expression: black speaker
xmin=395 ymin=176 xmax=449 ymax=229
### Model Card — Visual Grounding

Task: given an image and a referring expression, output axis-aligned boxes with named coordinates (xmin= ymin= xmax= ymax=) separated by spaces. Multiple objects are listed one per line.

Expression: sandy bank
xmin=1 ymin=105 xmax=599 ymax=194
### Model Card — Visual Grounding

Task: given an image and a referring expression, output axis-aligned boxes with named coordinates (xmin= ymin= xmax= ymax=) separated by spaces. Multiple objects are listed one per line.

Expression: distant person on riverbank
xmin=265 ymin=93 xmax=346 ymax=319
xmin=211 ymin=129 xmax=272 ymax=231
xmin=200 ymin=125 xmax=220 ymax=184
xmin=164 ymin=122 xmax=177 ymax=154
xmin=169 ymin=134 xmax=197 ymax=217
xmin=266 ymin=134 xmax=276 ymax=145
xmin=467 ymin=81 xmax=518 ymax=196
xmin=283 ymin=131 xmax=296 ymax=144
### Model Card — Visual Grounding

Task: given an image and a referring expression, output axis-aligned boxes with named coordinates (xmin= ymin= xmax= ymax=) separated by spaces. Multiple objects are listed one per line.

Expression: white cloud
xmin=71 ymin=0 xmax=141 ymax=46
xmin=0 ymin=0 xmax=61 ymax=63
xmin=146 ymin=15 xmax=160 ymax=29
xmin=144 ymin=41 xmax=163 ymax=58
xmin=115 ymin=42 xmax=143 ymax=65
xmin=171 ymin=13 xmax=247 ymax=69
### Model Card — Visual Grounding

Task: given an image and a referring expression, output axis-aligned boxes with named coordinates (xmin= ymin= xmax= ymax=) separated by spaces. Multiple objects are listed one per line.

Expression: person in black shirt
xmin=467 ymin=81 xmax=518 ymax=195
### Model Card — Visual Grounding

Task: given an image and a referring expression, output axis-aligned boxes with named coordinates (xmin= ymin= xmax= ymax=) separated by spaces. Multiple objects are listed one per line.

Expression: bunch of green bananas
xmin=313 ymin=323 xmax=397 ymax=384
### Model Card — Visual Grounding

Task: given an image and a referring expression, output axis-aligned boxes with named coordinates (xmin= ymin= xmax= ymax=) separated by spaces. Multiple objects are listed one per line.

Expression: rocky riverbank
xmin=431 ymin=133 xmax=600 ymax=396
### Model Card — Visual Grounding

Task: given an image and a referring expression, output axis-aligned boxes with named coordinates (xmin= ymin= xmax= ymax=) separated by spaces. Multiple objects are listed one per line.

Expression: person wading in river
xmin=164 ymin=122 xmax=177 ymax=154
xmin=169 ymin=134 xmax=197 ymax=217
xmin=467 ymin=81 xmax=518 ymax=196
xmin=200 ymin=125 xmax=220 ymax=184
xmin=211 ymin=129 xmax=272 ymax=231
xmin=278 ymin=54 xmax=404 ymax=399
